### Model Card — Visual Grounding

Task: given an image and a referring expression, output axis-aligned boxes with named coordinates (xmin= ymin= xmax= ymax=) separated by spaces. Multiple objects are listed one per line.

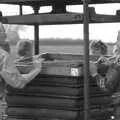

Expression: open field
xmin=10 ymin=43 xmax=114 ymax=60
xmin=8 ymin=43 xmax=114 ymax=68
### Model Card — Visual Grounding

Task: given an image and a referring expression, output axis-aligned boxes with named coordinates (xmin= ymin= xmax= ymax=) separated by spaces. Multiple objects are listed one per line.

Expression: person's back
xmin=15 ymin=40 xmax=35 ymax=74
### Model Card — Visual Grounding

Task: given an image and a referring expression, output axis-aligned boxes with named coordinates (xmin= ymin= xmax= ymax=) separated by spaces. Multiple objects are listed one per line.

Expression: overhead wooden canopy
xmin=1 ymin=8 xmax=120 ymax=25
xmin=0 ymin=0 xmax=120 ymax=6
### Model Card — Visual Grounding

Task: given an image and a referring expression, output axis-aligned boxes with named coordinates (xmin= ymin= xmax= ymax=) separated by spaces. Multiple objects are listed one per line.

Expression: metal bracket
xmin=51 ymin=3 xmax=66 ymax=13
xmin=116 ymin=9 xmax=120 ymax=16
xmin=32 ymin=4 xmax=40 ymax=14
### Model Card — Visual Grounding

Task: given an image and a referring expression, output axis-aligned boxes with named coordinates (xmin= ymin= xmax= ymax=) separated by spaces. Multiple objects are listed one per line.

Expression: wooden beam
xmin=90 ymin=14 xmax=120 ymax=23
xmin=89 ymin=7 xmax=120 ymax=23
xmin=0 ymin=0 xmax=120 ymax=6
xmin=1 ymin=13 xmax=83 ymax=25
xmin=0 ymin=0 xmax=40 ymax=3
xmin=0 ymin=0 xmax=81 ymax=5
xmin=90 ymin=0 xmax=120 ymax=4
xmin=83 ymin=0 xmax=90 ymax=120
xmin=40 ymin=53 xmax=99 ymax=61
xmin=2 ymin=12 xmax=120 ymax=25
xmin=19 ymin=4 xmax=23 ymax=15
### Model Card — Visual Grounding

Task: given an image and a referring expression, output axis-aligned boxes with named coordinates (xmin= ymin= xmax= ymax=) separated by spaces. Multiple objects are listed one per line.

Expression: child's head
xmin=90 ymin=40 xmax=107 ymax=56
xmin=17 ymin=40 xmax=33 ymax=57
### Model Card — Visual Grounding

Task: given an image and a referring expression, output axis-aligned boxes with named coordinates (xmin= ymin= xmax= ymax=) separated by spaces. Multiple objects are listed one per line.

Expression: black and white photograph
xmin=0 ymin=0 xmax=120 ymax=120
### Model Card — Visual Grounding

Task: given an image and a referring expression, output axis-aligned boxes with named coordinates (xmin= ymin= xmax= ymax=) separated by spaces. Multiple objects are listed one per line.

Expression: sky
xmin=0 ymin=3 xmax=120 ymax=43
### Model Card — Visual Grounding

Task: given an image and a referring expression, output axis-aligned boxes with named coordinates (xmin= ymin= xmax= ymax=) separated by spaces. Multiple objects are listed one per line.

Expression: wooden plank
xmin=90 ymin=13 xmax=120 ymax=23
xmin=0 ymin=0 xmax=120 ymax=5
xmin=2 ymin=12 xmax=120 ymax=25
xmin=6 ymin=107 xmax=113 ymax=120
xmin=0 ymin=0 xmax=40 ymax=5
xmin=7 ymin=107 xmax=78 ymax=120
xmin=6 ymin=85 xmax=110 ymax=97
xmin=1 ymin=13 xmax=83 ymax=25
xmin=88 ymin=7 xmax=120 ymax=23
xmin=0 ymin=0 xmax=83 ymax=6
xmin=91 ymin=0 xmax=120 ymax=4
xmin=41 ymin=53 xmax=99 ymax=61
xmin=6 ymin=95 xmax=112 ymax=108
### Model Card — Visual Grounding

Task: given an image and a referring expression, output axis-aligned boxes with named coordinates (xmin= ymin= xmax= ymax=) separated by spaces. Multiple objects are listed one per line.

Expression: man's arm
xmin=21 ymin=67 xmax=41 ymax=85
xmin=0 ymin=66 xmax=41 ymax=89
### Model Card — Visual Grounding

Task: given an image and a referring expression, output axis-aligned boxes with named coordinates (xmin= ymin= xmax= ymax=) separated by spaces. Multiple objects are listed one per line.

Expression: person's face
xmin=26 ymin=46 xmax=33 ymax=57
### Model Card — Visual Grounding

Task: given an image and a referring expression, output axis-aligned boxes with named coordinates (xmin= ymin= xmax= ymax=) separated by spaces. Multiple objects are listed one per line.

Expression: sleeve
xmin=96 ymin=56 xmax=109 ymax=77
xmin=0 ymin=49 xmax=9 ymax=71
xmin=0 ymin=54 xmax=42 ymax=89
xmin=0 ymin=68 xmax=27 ymax=88
xmin=0 ymin=65 xmax=41 ymax=89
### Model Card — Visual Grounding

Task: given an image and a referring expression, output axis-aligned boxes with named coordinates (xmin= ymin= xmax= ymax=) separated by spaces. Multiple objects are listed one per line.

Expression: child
xmin=15 ymin=40 xmax=35 ymax=74
xmin=90 ymin=40 xmax=108 ymax=56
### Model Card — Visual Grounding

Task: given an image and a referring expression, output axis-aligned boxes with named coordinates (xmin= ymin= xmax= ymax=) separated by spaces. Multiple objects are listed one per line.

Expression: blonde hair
xmin=90 ymin=40 xmax=107 ymax=55
xmin=17 ymin=40 xmax=33 ymax=57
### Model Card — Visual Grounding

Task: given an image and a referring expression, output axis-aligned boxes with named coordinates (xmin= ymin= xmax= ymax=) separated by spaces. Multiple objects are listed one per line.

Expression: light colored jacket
xmin=0 ymin=49 xmax=42 ymax=89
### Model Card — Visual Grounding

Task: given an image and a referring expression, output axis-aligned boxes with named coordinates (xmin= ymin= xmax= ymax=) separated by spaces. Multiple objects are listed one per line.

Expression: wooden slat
xmin=41 ymin=53 xmax=99 ymax=61
xmin=6 ymin=107 xmax=113 ymax=120
xmin=1 ymin=13 xmax=83 ymax=25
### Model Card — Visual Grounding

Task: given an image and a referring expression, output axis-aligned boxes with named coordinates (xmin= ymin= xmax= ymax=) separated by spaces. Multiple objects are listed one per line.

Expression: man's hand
xmin=33 ymin=58 xmax=44 ymax=71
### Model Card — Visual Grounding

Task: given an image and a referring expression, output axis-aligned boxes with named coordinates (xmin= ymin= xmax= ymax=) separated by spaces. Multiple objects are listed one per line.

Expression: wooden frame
xmin=0 ymin=0 xmax=120 ymax=5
